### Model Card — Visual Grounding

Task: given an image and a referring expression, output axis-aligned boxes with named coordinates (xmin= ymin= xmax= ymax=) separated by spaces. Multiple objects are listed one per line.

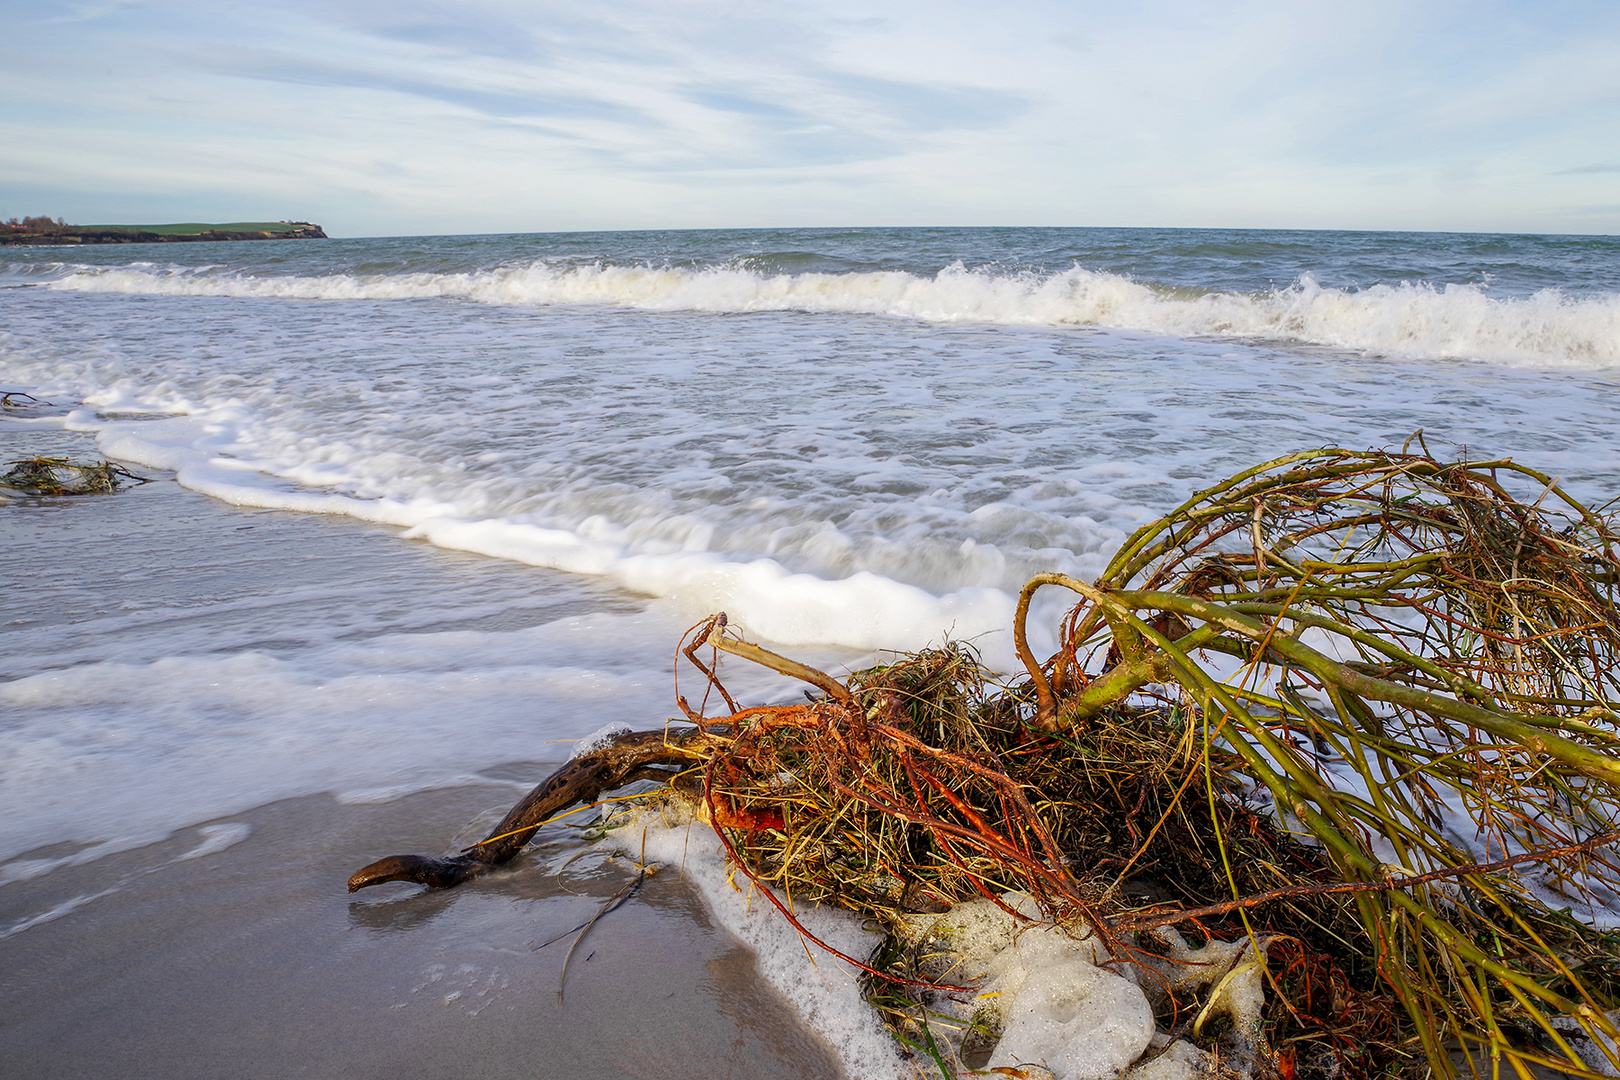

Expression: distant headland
xmin=2 ymin=216 xmax=327 ymax=245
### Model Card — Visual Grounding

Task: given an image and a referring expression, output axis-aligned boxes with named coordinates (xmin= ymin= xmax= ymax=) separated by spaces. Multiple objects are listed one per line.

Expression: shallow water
xmin=6 ymin=227 xmax=1620 ymax=866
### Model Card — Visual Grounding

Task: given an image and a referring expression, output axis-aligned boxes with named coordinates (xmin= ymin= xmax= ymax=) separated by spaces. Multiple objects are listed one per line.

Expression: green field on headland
xmin=81 ymin=222 xmax=312 ymax=235
xmin=2 ymin=216 xmax=327 ymax=244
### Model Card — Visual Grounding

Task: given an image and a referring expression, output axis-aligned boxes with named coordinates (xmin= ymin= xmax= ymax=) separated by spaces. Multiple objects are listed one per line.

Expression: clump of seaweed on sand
xmin=0 ymin=455 xmax=147 ymax=495
xmin=350 ymin=445 xmax=1620 ymax=1080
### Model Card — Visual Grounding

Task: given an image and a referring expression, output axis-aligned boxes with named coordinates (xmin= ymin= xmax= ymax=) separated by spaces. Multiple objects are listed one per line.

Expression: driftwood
xmin=349 ymin=618 xmax=852 ymax=893
xmin=347 ymin=726 xmax=721 ymax=891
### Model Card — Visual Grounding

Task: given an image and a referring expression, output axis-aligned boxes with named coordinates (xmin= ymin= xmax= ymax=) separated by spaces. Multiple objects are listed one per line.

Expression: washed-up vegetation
xmin=0 ymin=456 xmax=147 ymax=495
xmin=351 ymin=446 xmax=1620 ymax=1080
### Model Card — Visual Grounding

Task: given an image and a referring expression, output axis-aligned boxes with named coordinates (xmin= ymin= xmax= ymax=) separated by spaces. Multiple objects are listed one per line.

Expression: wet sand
xmin=1 ymin=781 xmax=844 ymax=1080
xmin=0 ymin=420 xmax=845 ymax=1079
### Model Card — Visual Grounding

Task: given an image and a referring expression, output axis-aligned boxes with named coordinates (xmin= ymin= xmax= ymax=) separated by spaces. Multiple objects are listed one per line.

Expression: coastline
xmin=0 ymin=223 xmax=326 ymax=246
xmin=0 ymin=782 xmax=843 ymax=1080
xmin=8 ymin=224 xmax=1620 ymax=1078
xmin=0 ymin=424 xmax=844 ymax=1080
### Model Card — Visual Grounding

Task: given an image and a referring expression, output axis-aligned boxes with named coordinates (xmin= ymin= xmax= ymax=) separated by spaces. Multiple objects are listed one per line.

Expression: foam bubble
xmin=601 ymin=807 xmax=911 ymax=1080
xmin=0 ymin=619 xmax=677 ymax=864
xmin=983 ymin=927 xmax=1155 ymax=1080
xmin=48 ymin=261 xmax=1620 ymax=369
xmin=0 ymin=888 xmax=122 ymax=940
xmin=406 ymin=515 xmax=1024 ymax=661
xmin=569 ymin=723 xmax=633 ymax=759
xmin=178 ymin=823 xmax=253 ymax=860
xmin=52 ymin=404 xmax=1047 ymax=665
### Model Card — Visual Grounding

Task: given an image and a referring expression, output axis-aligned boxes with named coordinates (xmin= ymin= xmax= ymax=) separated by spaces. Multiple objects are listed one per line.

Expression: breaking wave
xmin=48 ymin=261 xmax=1620 ymax=369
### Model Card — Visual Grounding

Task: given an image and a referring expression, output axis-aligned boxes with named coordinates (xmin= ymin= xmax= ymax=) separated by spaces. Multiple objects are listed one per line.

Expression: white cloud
xmin=36 ymin=1 xmax=142 ymax=25
xmin=0 ymin=0 xmax=1616 ymax=234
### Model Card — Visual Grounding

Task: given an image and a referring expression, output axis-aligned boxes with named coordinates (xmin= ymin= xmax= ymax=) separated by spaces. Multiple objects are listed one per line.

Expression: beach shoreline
xmin=0 ymin=780 xmax=844 ymax=1080
xmin=0 ymin=424 xmax=846 ymax=1078
xmin=7 ymin=224 xmax=1620 ymax=1079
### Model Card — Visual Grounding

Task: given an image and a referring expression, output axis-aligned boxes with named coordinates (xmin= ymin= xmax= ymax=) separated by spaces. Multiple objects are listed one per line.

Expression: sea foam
xmin=57 ymin=405 xmax=1060 ymax=666
xmin=48 ymin=261 xmax=1620 ymax=369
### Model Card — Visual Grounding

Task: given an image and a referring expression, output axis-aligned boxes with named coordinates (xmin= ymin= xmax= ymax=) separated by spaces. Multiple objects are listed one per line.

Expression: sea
xmin=2 ymin=225 xmax=1619 ymax=1075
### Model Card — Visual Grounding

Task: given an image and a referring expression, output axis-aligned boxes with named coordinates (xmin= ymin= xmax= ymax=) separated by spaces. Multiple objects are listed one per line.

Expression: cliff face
xmin=0 ymin=223 xmax=328 ymax=245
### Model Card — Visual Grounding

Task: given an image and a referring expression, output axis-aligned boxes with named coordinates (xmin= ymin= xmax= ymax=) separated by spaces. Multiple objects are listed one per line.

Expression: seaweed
xmin=352 ymin=445 xmax=1620 ymax=1079
xmin=0 ymin=456 xmax=147 ymax=495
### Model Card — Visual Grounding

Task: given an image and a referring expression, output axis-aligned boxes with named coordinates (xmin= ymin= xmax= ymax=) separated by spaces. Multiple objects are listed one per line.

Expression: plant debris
xmin=0 ymin=456 xmax=148 ymax=495
xmin=350 ymin=445 xmax=1620 ymax=1080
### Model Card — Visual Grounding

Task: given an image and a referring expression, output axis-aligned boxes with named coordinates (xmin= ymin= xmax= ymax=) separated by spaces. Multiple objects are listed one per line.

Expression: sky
xmin=2 ymin=0 xmax=1618 ymax=237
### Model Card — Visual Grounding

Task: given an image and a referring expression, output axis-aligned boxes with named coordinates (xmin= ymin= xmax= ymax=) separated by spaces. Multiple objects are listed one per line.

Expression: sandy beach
xmin=0 ymin=427 xmax=841 ymax=1080
xmin=1 ymin=781 xmax=842 ymax=1080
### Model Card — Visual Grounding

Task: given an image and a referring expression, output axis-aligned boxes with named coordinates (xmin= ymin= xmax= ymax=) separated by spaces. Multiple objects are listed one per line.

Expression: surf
xmin=46 ymin=259 xmax=1620 ymax=369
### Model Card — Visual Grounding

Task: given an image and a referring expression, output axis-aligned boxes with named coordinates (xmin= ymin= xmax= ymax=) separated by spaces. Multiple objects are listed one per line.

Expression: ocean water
xmin=3 ymin=224 xmax=1620 ymax=896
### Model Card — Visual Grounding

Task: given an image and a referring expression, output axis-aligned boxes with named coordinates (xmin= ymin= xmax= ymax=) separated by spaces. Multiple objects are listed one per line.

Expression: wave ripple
xmin=50 ymin=261 xmax=1620 ymax=369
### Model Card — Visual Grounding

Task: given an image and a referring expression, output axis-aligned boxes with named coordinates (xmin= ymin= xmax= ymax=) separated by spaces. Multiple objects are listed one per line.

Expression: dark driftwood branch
xmin=347 ymin=726 xmax=721 ymax=892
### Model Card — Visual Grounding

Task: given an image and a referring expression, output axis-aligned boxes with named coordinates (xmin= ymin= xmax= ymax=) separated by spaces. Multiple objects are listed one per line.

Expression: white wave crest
xmin=49 ymin=262 xmax=1620 ymax=369
xmin=77 ymin=412 xmax=1033 ymax=665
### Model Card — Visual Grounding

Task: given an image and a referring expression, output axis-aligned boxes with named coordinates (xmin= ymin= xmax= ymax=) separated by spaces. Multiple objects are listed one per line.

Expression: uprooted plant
xmin=349 ymin=446 xmax=1620 ymax=1080
xmin=0 ymin=456 xmax=147 ymax=495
